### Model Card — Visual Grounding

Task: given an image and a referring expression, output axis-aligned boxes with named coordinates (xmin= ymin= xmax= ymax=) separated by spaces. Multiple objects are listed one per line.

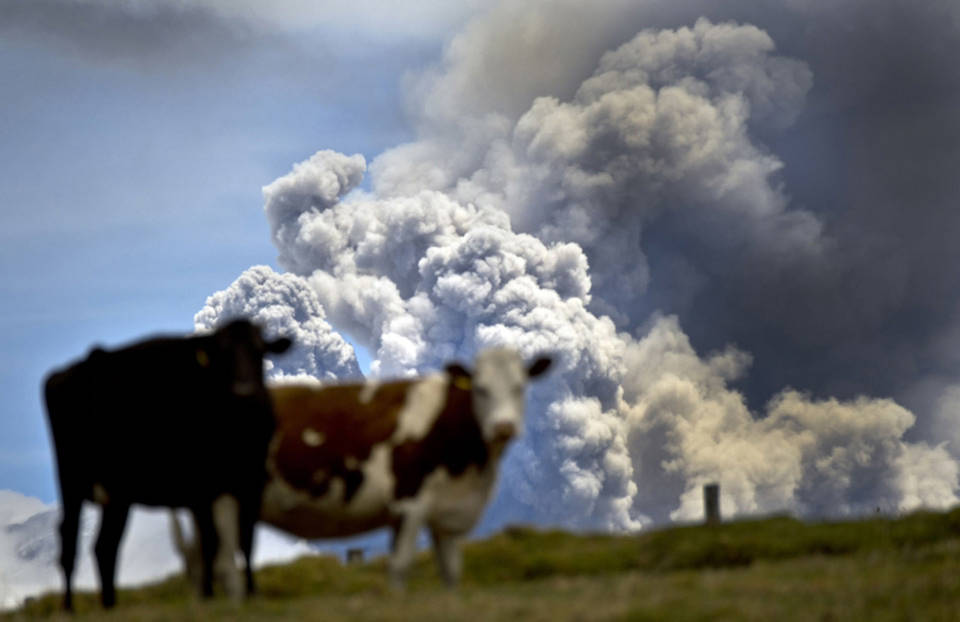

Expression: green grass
xmin=9 ymin=509 xmax=960 ymax=620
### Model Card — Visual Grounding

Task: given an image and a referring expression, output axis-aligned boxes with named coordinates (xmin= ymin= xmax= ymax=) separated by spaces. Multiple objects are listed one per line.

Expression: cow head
xmin=200 ymin=319 xmax=292 ymax=397
xmin=447 ymin=349 xmax=552 ymax=447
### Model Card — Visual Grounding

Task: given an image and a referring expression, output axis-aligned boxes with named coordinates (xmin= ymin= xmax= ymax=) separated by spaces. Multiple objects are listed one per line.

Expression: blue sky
xmin=0 ymin=2 xmax=457 ymax=503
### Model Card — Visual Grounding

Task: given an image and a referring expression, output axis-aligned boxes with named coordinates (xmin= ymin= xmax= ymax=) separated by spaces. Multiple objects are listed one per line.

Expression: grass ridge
xmin=10 ymin=508 xmax=960 ymax=619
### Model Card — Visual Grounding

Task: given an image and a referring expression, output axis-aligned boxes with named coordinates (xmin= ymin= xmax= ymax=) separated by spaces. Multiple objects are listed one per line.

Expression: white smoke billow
xmin=195 ymin=266 xmax=362 ymax=383
xmin=623 ymin=316 xmax=958 ymax=523
xmin=196 ymin=13 xmax=959 ymax=529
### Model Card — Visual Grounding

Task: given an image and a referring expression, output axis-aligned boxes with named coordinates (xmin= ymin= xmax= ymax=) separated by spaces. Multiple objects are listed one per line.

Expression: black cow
xmin=43 ymin=319 xmax=291 ymax=610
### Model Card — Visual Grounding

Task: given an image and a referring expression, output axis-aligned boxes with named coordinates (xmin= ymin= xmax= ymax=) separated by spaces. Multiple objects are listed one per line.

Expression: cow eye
xmin=475 ymin=386 xmax=490 ymax=400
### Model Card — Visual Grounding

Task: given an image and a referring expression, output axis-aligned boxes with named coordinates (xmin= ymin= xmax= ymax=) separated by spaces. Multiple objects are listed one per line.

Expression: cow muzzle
xmin=491 ymin=421 xmax=517 ymax=443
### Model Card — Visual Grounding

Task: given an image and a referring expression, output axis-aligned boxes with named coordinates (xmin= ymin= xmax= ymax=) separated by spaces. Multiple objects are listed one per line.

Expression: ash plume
xmin=198 ymin=0 xmax=960 ymax=528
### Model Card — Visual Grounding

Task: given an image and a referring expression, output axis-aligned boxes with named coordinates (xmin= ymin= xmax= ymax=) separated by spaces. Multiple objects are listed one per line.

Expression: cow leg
xmin=388 ymin=512 xmax=424 ymax=590
xmin=94 ymin=502 xmax=130 ymax=609
xmin=211 ymin=494 xmax=244 ymax=601
xmin=429 ymin=528 xmax=463 ymax=588
xmin=192 ymin=505 xmax=218 ymax=598
xmin=237 ymin=499 xmax=257 ymax=596
xmin=58 ymin=495 xmax=82 ymax=611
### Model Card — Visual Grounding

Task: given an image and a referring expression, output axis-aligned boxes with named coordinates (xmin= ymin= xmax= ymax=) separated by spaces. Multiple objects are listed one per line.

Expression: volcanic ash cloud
xmin=197 ymin=14 xmax=960 ymax=528
xmin=375 ymin=17 xmax=821 ymax=323
xmin=200 ymin=147 xmax=956 ymax=529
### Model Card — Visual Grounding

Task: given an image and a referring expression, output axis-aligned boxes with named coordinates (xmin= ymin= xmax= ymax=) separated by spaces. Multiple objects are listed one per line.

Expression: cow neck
xmin=392 ymin=379 xmax=488 ymax=499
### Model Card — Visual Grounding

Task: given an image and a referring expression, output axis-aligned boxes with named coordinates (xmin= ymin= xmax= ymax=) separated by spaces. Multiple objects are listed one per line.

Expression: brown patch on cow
xmin=270 ymin=381 xmax=412 ymax=502
xmin=392 ymin=378 xmax=489 ymax=499
xmin=270 ymin=372 xmax=492 ymax=505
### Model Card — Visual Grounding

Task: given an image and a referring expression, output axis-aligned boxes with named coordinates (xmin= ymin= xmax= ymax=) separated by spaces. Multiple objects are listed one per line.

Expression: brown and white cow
xmin=176 ymin=348 xmax=550 ymax=590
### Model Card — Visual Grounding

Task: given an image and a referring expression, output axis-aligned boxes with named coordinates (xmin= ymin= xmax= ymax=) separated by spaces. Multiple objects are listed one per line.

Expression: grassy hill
xmin=8 ymin=509 xmax=960 ymax=620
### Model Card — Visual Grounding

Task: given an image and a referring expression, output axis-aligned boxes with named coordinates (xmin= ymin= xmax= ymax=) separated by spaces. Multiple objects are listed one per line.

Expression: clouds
xmin=205 ymin=0 xmax=960 ymax=529
xmin=0 ymin=0 xmax=483 ymax=71
xmin=622 ymin=315 xmax=958 ymax=523
xmin=199 ymin=0 xmax=485 ymax=40
xmin=373 ymin=0 xmax=960 ymax=420
xmin=240 ymin=135 xmax=956 ymax=531
xmin=660 ymin=0 xmax=960 ymax=411
xmin=376 ymin=17 xmax=821 ymax=323
xmin=0 ymin=0 xmax=260 ymax=72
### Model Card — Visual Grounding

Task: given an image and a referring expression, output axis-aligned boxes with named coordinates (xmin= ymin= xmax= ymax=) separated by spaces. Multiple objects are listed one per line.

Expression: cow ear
xmin=195 ymin=348 xmax=211 ymax=368
xmin=445 ymin=363 xmax=472 ymax=390
xmin=266 ymin=337 xmax=293 ymax=354
xmin=527 ymin=356 xmax=552 ymax=378
xmin=446 ymin=363 xmax=470 ymax=377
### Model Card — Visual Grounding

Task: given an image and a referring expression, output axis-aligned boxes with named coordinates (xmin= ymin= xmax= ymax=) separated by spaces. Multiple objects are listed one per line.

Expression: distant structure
xmin=704 ymin=483 xmax=721 ymax=525
xmin=346 ymin=548 xmax=365 ymax=565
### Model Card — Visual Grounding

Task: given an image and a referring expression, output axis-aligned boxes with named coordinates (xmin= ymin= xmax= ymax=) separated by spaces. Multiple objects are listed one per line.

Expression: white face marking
xmin=471 ymin=349 xmax=529 ymax=443
xmin=302 ymin=428 xmax=325 ymax=447
xmin=392 ymin=373 xmax=447 ymax=443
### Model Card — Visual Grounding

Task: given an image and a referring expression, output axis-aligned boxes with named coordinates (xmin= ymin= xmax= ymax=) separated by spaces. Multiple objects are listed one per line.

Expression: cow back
xmin=45 ymin=331 xmax=276 ymax=507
